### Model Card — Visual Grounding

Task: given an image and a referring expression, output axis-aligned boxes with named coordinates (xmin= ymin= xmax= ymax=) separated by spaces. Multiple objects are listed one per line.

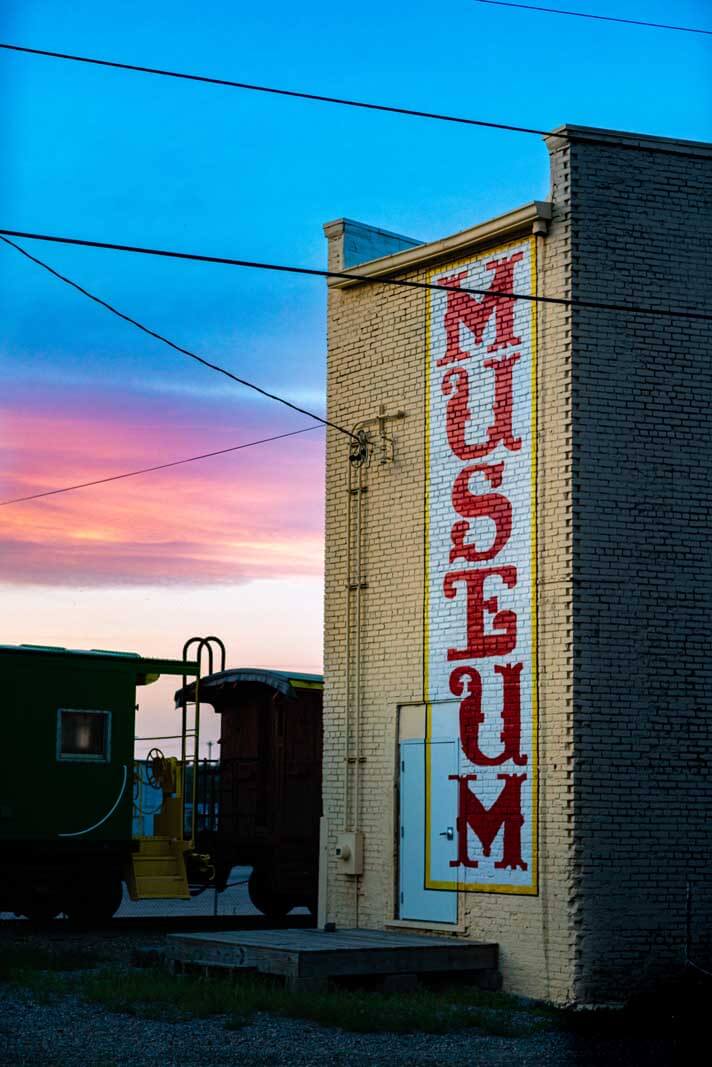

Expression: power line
xmin=0 ymin=41 xmax=557 ymax=137
xmin=2 ymin=228 xmax=710 ymax=322
xmin=0 ymin=235 xmax=354 ymax=440
xmin=471 ymin=1 xmax=712 ymax=36
xmin=0 ymin=425 xmax=322 ymax=507
xmin=1 ymin=43 xmax=706 ymax=156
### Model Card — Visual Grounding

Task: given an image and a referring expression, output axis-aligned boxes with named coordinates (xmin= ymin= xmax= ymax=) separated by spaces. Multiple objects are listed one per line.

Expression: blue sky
xmin=2 ymin=0 xmax=710 ymax=406
xmin=0 ymin=0 xmax=709 ymax=746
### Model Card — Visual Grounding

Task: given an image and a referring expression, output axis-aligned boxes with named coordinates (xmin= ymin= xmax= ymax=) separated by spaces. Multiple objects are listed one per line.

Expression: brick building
xmin=319 ymin=126 xmax=712 ymax=1004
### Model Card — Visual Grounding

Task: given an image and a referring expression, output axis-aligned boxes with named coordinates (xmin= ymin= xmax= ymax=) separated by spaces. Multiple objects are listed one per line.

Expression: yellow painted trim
xmin=427 ymin=879 xmax=538 ymax=895
xmin=290 ymin=679 xmax=324 ymax=691
xmin=529 ymin=233 xmax=540 ymax=897
xmin=423 ymin=258 xmax=432 ymax=883
xmin=422 ymin=236 xmax=539 ymax=895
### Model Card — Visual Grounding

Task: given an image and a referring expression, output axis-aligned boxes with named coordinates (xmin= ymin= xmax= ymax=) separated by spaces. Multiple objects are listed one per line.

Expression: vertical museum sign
xmin=425 ymin=238 xmax=538 ymax=893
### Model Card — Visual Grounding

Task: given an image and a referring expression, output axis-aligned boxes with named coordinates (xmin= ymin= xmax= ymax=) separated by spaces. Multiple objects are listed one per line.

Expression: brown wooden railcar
xmin=177 ymin=668 xmax=323 ymax=917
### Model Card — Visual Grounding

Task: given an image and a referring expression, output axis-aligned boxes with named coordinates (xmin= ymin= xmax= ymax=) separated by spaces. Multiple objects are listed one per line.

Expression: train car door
xmin=399 ymin=738 xmax=457 ymax=923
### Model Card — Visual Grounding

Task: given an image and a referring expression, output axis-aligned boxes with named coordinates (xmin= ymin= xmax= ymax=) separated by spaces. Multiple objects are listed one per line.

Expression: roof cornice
xmin=328 ymin=201 xmax=552 ymax=288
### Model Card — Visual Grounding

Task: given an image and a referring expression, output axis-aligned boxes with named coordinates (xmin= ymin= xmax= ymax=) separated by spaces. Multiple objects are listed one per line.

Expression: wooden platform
xmin=165 ymin=928 xmax=498 ymax=990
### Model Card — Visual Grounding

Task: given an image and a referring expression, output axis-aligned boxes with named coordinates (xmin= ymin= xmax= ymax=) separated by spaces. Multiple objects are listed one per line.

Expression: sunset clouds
xmin=0 ymin=382 xmax=325 ymax=587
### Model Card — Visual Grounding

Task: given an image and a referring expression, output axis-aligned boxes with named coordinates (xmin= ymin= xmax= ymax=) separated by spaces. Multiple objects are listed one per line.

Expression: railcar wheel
xmin=64 ymin=877 xmax=124 ymax=927
xmin=247 ymin=868 xmax=291 ymax=919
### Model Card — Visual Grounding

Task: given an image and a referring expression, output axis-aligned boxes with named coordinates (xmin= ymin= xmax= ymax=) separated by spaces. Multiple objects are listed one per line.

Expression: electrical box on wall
xmin=335 ymin=831 xmax=364 ymax=875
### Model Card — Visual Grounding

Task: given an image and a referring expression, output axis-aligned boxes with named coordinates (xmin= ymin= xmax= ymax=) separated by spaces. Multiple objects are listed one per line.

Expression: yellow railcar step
xmin=128 ymin=836 xmax=190 ymax=901
xmin=132 ymin=875 xmax=191 ymax=900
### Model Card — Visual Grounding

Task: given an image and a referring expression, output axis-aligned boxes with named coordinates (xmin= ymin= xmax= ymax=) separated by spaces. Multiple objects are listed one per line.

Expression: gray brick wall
xmin=558 ymin=128 xmax=712 ymax=1001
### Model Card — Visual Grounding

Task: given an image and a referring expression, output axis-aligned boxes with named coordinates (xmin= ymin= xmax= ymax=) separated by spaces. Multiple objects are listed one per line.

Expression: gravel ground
xmin=0 ymin=925 xmax=687 ymax=1066
xmin=0 ymin=987 xmax=684 ymax=1067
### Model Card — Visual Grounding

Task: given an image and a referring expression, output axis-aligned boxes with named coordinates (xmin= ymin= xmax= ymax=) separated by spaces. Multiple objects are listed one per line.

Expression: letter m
xmin=449 ymin=773 xmax=527 ymax=870
xmin=438 ymin=251 xmax=524 ymax=366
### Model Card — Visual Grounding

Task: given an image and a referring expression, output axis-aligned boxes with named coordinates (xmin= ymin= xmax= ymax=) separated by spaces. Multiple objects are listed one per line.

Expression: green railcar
xmin=0 ymin=643 xmax=194 ymax=923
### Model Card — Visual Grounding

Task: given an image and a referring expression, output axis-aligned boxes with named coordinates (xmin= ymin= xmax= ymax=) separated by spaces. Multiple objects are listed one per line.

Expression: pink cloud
xmin=0 ymin=386 xmax=326 ymax=586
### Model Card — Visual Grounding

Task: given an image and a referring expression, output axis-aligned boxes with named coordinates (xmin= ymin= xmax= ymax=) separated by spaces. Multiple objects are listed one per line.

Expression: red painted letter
xmin=449 ymin=773 xmax=527 ymax=870
xmin=444 ymin=567 xmax=517 ymax=660
xmin=442 ymin=359 xmax=522 ymax=462
xmin=450 ymin=663 xmax=526 ymax=766
xmin=450 ymin=463 xmax=512 ymax=563
xmin=437 ymin=252 xmax=524 ymax=365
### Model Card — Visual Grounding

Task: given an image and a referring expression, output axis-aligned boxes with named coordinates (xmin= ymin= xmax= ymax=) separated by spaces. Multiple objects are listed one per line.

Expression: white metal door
xmin=399 ymin=739 xmax=457 ymax=923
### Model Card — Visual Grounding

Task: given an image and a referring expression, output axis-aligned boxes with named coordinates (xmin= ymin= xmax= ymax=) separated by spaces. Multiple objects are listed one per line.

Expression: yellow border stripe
xmin=424 ymin=267 xmax=432 ymax=884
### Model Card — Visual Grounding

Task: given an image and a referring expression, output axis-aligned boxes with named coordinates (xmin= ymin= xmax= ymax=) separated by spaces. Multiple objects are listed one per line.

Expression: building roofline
xmin=323 ymin=217 xmax=422 ymax=246
xmin=327 ymin=201 xmax=552 ymax=287
xmin=546 ymin=124 xmax=712 ymax=158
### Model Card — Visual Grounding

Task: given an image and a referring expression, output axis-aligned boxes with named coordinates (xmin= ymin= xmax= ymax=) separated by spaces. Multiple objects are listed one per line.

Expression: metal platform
xmin=166 ymin=927 xmax=498 ymax=990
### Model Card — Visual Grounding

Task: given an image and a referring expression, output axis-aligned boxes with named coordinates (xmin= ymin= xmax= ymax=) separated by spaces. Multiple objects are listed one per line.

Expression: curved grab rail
xmin=58 ymin=765 xmax=128 ymax=838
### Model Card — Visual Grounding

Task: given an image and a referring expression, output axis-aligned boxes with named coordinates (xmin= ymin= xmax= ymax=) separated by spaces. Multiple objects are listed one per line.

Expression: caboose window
xmin=57 ymin=709 xmax=111 ymax=762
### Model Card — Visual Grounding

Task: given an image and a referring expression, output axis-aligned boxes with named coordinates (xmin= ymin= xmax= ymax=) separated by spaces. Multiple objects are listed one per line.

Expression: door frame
xmin=394 ymin=705 xmax=460 ymax=927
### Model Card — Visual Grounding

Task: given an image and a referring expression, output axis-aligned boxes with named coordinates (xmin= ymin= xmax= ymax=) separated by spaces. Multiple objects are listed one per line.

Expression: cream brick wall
xmin=322 ymin=183 xmax=576 ymax=1003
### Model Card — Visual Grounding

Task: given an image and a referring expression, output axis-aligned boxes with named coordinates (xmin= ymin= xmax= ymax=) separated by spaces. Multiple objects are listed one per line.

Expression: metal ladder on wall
xmin=128 ymin=636 xmax=226 ymax=901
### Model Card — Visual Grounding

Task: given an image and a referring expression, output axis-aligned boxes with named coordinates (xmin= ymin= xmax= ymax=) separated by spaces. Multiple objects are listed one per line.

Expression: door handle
xmin=439 ymin=827 xmax=454 ymax=840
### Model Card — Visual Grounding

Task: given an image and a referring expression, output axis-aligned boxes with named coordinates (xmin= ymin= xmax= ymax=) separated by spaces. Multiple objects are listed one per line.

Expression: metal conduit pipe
xmin=343 ymin=455 xmax=354 ymax=831
xmin=353 ymin=459 xmax=365 ymax=840
xmin=344 ymin=423 xmax=369 ymax=836
xmin=339 ymin=409 xmax=403 ymax=922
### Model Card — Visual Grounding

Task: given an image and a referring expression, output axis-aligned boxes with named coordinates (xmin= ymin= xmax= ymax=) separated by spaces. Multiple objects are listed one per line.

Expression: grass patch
xmin=0 ymin=944 xmax=105 ymax=1005
xmin=0 ymin=944 xmax=563 ymax=1036
xmin=0 ymin=968 xmax=66 ymax=1004
xmin=79 ymin=968 xmax=558 ymax=1036
xmin=0 ymin=946 xmax=102 ymax=983
xmin=82 ymin=969 xmax=241 ymax=1021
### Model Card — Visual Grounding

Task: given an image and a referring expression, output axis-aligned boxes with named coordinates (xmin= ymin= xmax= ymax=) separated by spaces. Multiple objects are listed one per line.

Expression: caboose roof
xmin=175 ymin=667 xmax=323 ymax=705
xmin=0 ymin=643 xmax=197 ymax=683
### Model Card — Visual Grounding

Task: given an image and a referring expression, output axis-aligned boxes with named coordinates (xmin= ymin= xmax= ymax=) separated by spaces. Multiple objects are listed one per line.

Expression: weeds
xmin=0 ymin=945 xmax=103 ymax=1003
xmin=1 ymin=944 xmax=561 ymax=1036
xmin=3 ymin=969 xmax=66 ymax=1004
xmin=79 ymin=968 xmax=555 ymax=1036
xmin=0 ymin=945 xmax=102 ymax=980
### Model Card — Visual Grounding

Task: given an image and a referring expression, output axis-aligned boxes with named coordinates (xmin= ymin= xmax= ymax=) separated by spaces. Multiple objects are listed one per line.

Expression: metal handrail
xmin=133 ymin=637 xmax=226 ymax=848
xmin=180 ymin=636 xmax=226 ymax=848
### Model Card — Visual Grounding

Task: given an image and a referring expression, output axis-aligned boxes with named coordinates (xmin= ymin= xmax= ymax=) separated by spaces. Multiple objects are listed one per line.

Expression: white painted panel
xmin=424 ymin=239 xmax=538 ymax=894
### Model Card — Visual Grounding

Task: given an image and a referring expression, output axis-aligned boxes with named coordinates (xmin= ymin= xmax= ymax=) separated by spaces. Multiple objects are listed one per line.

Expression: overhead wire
xmin=0 ymin=425 xmax=322 ymax=507
xmin=1 ymin=42 xmax=708 ymax=158
xmin=0 ymin=41 xmax=559 ymax=137
xmin=471 ymin=0 xmax=712 ymax=36
xmin=3 ymin=28 xmax=705 ymax=514
xmin=1 ymin=228 xmax=710 ymax=322
xmin=0 ymin=235 xmax=354 ymax=439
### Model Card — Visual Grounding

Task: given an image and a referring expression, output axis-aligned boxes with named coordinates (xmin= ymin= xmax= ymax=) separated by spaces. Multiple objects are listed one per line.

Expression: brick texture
xmin=321 ymin=126 xmax=712 ymax=1005
xmin=557 ymin=128 xmax=712 ymax=1001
